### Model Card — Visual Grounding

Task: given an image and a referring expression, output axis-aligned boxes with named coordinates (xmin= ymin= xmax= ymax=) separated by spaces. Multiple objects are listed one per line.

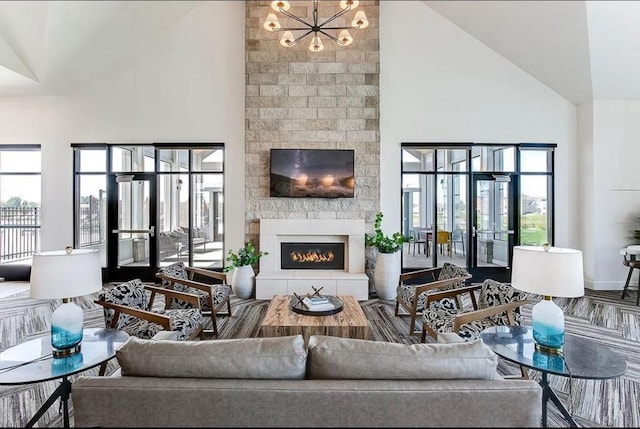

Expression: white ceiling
xmin=0 ymin=1 xmax=201 ymax=96
xmin=0 ymin=1 xmax=639 ymax=103
xmin=425 ymin=0 xmax=640 ymax=104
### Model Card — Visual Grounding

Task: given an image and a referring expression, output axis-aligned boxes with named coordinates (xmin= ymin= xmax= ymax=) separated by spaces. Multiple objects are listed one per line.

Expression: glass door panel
xmin=158 ymin=173 xmax=189 ymax=267
xmin=472 ymin=174 xmax=515 ymax=270
xmin=520 ymin=175 xmax=551 ymax=245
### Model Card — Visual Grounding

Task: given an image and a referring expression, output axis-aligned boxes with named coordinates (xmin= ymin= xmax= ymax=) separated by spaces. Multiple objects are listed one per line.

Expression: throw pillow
xmin=117 ymin=335 xmax=307 ymax=379
xmin=307 ymin=335 xmax=497 ymax=380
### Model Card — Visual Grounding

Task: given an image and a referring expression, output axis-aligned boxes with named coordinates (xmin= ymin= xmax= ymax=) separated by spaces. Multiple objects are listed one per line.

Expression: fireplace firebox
xmin=280 ymin=242 xmax=345 ymax=270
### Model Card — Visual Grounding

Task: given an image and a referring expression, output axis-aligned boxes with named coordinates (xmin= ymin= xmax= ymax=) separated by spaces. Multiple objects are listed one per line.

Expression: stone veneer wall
xmin=245 ymin=1 xmax=380 ymax=292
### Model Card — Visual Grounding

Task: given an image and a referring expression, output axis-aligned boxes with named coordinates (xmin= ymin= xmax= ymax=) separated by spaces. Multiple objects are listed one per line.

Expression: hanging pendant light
xmin=338 ymin=29 xmax=353 ymax=46
xmin=351 ymin=10 xmax=369 ymax=29
xmin=280 ymin=31 xmax=296 ymax=47
xmin=263 ymin=13 xmax=281 ymax=32
xmin=309 ymin=35 xmax=324 ymax=52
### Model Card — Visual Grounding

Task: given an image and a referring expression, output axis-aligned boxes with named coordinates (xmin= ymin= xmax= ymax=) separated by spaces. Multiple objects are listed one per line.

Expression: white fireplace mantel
xmin=255 ymin=218 xmax=369 ymax=300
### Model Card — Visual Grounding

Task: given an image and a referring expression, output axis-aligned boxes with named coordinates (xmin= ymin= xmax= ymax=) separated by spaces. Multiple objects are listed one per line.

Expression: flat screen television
xmin=270 ymin=149 xmax=355 ymax=198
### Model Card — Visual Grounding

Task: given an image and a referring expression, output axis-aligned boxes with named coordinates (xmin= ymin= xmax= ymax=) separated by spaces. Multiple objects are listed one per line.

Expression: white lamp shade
xmin=263 ymin=13 xmax=281 ymax=32
xmin=340 ymin=0 xmax=359 ymax=10
xmin=351 ymin=10 xmax=368 ymax=29
xmin=30 ymin=248 xmax=102 ymax=299
xmin=511 ymin=246 xmax=584 ymax=298
xmin=271 ymin=0 xmax=290 ymax=12
xmin=280 ymin=31 xmax=296 ymax=47
xmin=309 ymin=35 xmax=324 ymax=52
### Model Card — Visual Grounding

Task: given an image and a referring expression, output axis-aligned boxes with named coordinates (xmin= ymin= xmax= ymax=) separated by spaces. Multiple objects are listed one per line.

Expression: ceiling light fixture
xmin=263 ymin=0 xmax=368 ymax=52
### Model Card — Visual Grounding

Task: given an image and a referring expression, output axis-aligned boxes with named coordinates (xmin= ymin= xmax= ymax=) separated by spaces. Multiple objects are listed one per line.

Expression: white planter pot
xmin=373 ymin=251 xmax=401 ymax=300
xmin=231 ymin=265 xmax=256 ymax=299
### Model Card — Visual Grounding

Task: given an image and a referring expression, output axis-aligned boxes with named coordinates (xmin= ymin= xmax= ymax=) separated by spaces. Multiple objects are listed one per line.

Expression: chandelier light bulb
xmin=280 ymin=31 xmax=296 ymax=47
xmin=271 ymin=1 xmax=290 ymax=12
xmin=351 ymin=10 xmax=368 ymax=29
xmin=340 ymin=0 xmax=359 ymax=10
xmin=309 ymin=35 xmax=324 ymax=52
xmin=263 ymin=13 xmax=281 ymax=32
xmin=338 ymin=29 xmax=353 ymax=46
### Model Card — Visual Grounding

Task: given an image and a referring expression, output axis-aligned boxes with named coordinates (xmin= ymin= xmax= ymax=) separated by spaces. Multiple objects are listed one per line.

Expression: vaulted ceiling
xmin=424 ymin=0 xmax=640 ymax=104
xmin=0 ymin=1 xmax=639 ymax=103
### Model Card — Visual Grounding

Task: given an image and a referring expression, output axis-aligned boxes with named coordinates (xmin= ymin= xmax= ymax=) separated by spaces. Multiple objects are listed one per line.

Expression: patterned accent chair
xmin=420 ymin=278 xmax=530 ymax=378
xmin=156 ymin=262 xmax=232 ymax=336
xmin=95 ymin=278 xmax=203 ymax=341
xmin=395 ymin=262 xmax=472 ymax=336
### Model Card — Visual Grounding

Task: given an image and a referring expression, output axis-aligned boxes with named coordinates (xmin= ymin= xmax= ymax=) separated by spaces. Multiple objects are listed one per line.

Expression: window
xmin=0 ymin=146 xmax=41 ymax=265
xmin=73 ymin=143 xmax=225 ymax=277
xmin=401 ymin=143 xmax=555 ymax=272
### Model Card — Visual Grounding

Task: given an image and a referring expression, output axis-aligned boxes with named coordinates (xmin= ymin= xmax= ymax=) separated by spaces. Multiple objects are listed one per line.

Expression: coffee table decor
xmin=289 ymin=293 xmax=344 ymax=316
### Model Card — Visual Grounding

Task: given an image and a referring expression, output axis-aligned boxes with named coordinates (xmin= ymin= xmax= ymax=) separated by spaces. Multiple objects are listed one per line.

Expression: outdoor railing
xmin=0 ymin=207 xmax=40 ymax=263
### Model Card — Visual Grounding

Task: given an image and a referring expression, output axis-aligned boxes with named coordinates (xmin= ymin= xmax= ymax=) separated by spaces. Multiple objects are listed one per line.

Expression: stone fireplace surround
xmin=255 ymin=219 xmax=369 ymax=300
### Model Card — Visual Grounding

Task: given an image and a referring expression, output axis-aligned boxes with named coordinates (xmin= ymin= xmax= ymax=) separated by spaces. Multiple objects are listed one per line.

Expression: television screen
xmin=270 ymin=149 xmax=355 ymax=198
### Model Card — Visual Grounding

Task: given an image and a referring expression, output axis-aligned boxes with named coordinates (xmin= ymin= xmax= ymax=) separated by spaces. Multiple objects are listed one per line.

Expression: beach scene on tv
xmin=270 ymin=149 xmax=355 ymax=198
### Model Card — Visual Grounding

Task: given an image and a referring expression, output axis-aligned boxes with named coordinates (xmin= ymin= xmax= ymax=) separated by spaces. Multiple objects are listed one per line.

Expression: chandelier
xmin=263 ymin=0 xmax=369 ymax=52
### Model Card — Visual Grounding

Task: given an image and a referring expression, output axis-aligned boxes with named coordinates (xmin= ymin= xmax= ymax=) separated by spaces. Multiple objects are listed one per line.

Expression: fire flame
xmin=290 ymin=250 xmax=335 ymax=263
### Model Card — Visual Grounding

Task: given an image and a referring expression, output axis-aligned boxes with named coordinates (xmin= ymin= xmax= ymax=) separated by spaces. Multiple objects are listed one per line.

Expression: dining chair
xmin=408 ymin=229 xmax=427 ymax=256
xmin=436 ymin=230 xmax=452 ymax=257
xmin=451 ymin=227 xmax=465 ymax=256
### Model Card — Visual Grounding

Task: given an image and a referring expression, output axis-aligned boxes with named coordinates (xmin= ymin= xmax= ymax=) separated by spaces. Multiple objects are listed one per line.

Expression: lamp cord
xmin=0 ymin=354 xmax=53 ymax=374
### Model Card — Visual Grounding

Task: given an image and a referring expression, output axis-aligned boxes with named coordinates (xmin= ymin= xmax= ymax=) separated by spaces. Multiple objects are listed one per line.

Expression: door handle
xmin=112 ymin=226 xmax=155 ymax=237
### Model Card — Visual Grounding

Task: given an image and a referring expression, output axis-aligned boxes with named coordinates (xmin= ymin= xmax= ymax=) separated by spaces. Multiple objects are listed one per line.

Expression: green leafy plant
xmin=365 ymin=212 xmax=409 ymax=254
xmin=224 ymin=241 xmax=268 ymax=272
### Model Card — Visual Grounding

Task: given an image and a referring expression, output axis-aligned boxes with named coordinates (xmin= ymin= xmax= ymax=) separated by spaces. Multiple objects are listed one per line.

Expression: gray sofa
xmin=72 ymin=335 xmax=542 ymax=427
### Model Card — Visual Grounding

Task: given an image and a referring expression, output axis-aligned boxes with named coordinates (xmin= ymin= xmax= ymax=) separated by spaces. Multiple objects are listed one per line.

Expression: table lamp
xmin=29 ymin=247 xmax=102 ymax=357
xmin=511 ymin=244 xmax=584 ymax=354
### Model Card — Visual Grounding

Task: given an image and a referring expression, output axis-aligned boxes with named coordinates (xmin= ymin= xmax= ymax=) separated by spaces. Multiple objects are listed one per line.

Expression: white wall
xmin=379 ymin=1 xmax=579 ymax=255
xmin=0 ymin=2 xmax=246 ymax=253
xmin=577 ymin=101 xmax=595 ymax=285
xmin=590 ymin=100 xmax=640 ymax=289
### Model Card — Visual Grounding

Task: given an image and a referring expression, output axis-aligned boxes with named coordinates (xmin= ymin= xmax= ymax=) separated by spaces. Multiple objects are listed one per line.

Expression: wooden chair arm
xmin=399 ymin=268 xmax=438 ymax=284
xmin=156 ymin=274 xmax=214 ymax=295
xmin=185 ymin=266 xmax=227 ymax=283
xmin=453 ymin=300 xmax=532 ymax=332
xmin=144 ymin=284 xmax=202 ymax=310
xmin=94 ymin=300 xmax=172 ymax=330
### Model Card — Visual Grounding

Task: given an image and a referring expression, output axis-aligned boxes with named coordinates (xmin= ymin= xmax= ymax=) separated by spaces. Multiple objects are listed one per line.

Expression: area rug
xmin=0 ymin=288 xmax=638 ymax=427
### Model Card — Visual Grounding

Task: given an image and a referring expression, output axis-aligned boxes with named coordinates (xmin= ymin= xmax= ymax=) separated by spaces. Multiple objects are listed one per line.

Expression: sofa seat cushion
xmin=117 ymin=335 xmax=307 ymax=379
xmin=307 ymin=335 xmax=498 ymax=380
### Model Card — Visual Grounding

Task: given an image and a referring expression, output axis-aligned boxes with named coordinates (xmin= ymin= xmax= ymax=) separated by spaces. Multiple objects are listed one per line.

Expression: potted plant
xmin=365 ymin=212 xmax=408 ymax=300
xmin=224 ymin=241 xmax=268 ymax=299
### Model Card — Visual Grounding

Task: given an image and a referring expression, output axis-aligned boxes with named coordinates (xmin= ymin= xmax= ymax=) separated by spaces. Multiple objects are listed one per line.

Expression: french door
xmin=74 ymin=143 xmax=225 ymax=283
xmin=470 ymin=173 xmax=517 ymax=279
xmin=107 ymin=173 xmax=158 ymax=281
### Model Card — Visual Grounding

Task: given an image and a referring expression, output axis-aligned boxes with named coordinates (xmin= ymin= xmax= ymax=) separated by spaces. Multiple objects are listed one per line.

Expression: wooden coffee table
xmin=259 ymin=295 xmax=370 ymax=344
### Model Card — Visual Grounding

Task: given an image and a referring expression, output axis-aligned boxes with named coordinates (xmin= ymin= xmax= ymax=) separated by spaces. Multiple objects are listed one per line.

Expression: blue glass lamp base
xmin=50 ymin=299 xmax=84 ymax=358
xmin=531 ymin=296 xmax=565 ymax=354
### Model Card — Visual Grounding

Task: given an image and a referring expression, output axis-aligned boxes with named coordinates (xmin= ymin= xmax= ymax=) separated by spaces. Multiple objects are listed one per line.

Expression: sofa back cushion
xmin=307 ymin=335 xmax=498 ymax=380
xmin=117 ymin=335 xmax=307 ymax=379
